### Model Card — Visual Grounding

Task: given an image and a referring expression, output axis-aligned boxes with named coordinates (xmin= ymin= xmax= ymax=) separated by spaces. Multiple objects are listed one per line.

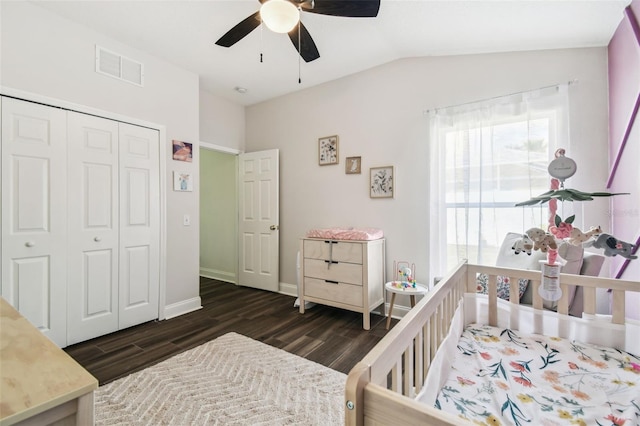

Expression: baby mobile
xmin=513 ymin=149 xmax=635 ymax=301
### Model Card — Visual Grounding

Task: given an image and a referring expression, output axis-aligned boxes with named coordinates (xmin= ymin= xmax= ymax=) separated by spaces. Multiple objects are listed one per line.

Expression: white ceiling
xmin=32 ymin=0 xmax=630 ymax=106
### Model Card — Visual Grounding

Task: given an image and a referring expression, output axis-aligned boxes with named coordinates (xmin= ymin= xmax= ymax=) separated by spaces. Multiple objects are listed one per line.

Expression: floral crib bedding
xmin=435 ymin=323 xmax=640 ymax=426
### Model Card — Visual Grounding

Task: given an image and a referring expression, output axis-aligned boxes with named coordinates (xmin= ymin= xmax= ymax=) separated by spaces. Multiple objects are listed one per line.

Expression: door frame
xmin=199 ymin=143 xmax=280 ymax=293
xmin=0 ymin=86 xmax=168 ymax=320
xmin=199 ymin=141 xmax=241 ymax=284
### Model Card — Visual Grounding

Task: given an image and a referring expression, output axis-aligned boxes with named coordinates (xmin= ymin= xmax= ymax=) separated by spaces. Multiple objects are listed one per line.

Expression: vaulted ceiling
xmin=33 ymin=0 xmax=630 ymax=106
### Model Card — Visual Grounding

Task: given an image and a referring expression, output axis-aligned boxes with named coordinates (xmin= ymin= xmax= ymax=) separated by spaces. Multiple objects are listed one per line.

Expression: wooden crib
xmin=344 ymin=260 xmax=640 ymax=425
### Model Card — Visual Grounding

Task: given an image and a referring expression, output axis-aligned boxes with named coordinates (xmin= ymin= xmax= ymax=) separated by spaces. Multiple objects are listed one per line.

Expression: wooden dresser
xmin=299 ymin=238 xmax=385 ymax=330
xmin=0 ymin=298 xmax=98 ymax=426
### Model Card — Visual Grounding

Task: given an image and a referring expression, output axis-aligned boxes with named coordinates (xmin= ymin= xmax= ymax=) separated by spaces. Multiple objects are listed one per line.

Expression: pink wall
xmin=607 ymin=4 xmax=640 ymax=186
xmin=607 ymin=0 xmax=640 ymax=284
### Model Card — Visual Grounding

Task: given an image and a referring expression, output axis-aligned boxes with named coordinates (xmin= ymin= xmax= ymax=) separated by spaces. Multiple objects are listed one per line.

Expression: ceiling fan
xmin=215 ymin=0 xmax=381 ymax=63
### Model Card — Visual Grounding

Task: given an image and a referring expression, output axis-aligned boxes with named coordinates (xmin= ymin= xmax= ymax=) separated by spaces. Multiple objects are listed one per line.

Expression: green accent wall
xmin=200 ymin=149 xmax=237 ymax=282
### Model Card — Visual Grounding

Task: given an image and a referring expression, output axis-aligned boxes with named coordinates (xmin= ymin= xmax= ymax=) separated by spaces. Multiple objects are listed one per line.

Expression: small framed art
xmin=173 ymin=171 xmax=193 ymax=192
xmin=345 ymin=156 xmax=361 ymax=174
xmin=318 ymin=135 xmax=339 ymax=165
xmin=172 ymin=140 xmax=193 ymax=162
xmin=370 ymin=166 xmax=394 ymax=198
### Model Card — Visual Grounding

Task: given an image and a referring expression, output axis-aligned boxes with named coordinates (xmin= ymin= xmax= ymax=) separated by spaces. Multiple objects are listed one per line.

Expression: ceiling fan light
xmin=260 ymin=0 xmax=300 ymax=34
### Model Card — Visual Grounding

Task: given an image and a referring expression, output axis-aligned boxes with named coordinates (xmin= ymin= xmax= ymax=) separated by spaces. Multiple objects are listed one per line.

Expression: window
xmin=428 ymin=85 xmax=569 ymax=280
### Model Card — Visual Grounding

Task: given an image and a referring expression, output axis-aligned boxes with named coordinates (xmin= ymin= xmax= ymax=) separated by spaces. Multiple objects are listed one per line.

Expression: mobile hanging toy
xmin=514 ymin=149 xmax=634 ymax=301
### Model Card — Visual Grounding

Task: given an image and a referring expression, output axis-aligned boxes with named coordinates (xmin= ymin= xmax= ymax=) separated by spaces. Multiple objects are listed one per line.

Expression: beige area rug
xmin=95 ymin=332 xmax=346 ymax=425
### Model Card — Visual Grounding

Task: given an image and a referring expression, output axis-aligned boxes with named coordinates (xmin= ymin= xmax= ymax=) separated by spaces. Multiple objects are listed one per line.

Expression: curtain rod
xmin=422 ymin=79 xmax=578 ymax=116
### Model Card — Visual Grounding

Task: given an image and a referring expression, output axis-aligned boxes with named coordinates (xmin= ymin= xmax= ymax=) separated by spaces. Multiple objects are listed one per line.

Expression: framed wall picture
xmin=173 ymin=171 xmax=193 ymax=192
xmin=345 ymin=156 xmax=361 ymax=174
xmin=172 ymin=140 xmax=193 ymax=162
xmin=318 ymin=135 xmax=339 ymax=165
xmin=370 ymin=166 xmax=394 ymax=198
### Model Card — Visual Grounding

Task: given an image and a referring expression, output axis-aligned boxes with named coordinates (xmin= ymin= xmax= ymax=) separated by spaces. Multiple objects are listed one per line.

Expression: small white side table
xmin=384 ymin=281 xmax=428 ymax=329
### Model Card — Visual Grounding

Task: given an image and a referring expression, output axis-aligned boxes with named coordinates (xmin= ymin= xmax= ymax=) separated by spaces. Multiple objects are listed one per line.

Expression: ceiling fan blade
xmin=215 ymin=11 xmax=261 ymax=47
xmin=299 ymin=0 xmax=380 ymax=17
xmin=288 ymin=22 xmax=320 ymax=63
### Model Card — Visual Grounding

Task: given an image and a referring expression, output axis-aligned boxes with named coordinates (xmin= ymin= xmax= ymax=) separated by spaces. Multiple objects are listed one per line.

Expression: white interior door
xmin=238 ymin=149 xmax=279 ymax=292
xmin=0 ymin=97 xmax=68 ymax=346
xmin=118 ymin=123 xmax=160 ymax=328
xmin=66 ymin=112 xmax=120 ymax=345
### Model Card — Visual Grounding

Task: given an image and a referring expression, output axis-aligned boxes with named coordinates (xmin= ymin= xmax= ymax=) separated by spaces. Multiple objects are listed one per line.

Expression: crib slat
xmin=583 ymin=287 xmax=596 ymax=315
xmin=429 ymin=317 xmax=437 ymax=363
xmin=531 ymin=280 xmax=543 ymax=310
xmin=403 ymin=344 xmax=413 ymax=396
xmin=435 ymin=306 xmax=442 ymax=352
xmin=509 ymin=276 xmax=519 ymax=304
xmin=466 ymin=271 xmax=477 ymax=292
xmin=488 ymin=274 xmax=498 ymax=327
xmin=423 ymin=322 xmax=430 ymax=372
xmin=557 ymin=283 xmax=570 ymax=315
xmin=415 ymin=331 xmax=424 ymax=392
xmin=612 ymin=290 xmax=625 ymax=324
xmin=391 ymin=359 xmax=400 ymax=392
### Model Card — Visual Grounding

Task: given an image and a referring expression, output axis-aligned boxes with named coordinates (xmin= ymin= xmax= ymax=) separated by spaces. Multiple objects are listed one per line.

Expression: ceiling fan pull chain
xmin=260 ymin=18 xmax=264 ymax=63
xmin=298 ymin=17 xmax=302 ymax=83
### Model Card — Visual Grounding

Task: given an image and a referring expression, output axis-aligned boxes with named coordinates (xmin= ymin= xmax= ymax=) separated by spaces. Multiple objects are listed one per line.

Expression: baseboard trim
xmin=200 ymin=267 xmax=236 ymax=284
xmin=279 ymin=281 xmax=297 ymax=297
xmin=164 ymin=297 xmax=202 ymax=320
xmin=384 ymin=302 xmax=411 ymax=320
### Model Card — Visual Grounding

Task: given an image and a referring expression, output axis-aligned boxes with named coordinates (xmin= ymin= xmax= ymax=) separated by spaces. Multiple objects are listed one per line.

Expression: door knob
xmin=25 ymin=241 xmax=35 ymax=247
xmin=270 ymin=225 xmax=279 ymax=231
xmin=94 ymin=237 xmax=102 ymax=242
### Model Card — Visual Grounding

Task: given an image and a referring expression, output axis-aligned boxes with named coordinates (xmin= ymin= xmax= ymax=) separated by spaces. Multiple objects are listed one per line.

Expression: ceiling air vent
xmin=95 ymin=45 xmax=144 ymax=87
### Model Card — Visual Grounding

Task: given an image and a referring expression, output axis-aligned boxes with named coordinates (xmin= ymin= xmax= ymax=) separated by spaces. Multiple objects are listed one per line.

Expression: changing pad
xmin=305 ymin=227 xmax=383 ymax=241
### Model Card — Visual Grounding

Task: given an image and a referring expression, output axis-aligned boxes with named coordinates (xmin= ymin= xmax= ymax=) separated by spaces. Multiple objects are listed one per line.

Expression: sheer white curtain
xmin=428 ymin=85 xmax=569 ymax=284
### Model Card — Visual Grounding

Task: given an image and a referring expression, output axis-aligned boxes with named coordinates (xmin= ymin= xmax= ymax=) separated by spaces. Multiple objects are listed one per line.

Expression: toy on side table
xmin=386 ymin=261 xmax=428 ymax=329
xmin=390 ymin=260 xmax=416 ymax=289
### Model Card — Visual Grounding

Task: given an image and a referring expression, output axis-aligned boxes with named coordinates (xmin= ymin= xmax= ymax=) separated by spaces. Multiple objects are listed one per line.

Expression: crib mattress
xmin=434 ymin=323 xmax=640 ymax=426
xmin=304 ymin=227 xmax=383 ymax=241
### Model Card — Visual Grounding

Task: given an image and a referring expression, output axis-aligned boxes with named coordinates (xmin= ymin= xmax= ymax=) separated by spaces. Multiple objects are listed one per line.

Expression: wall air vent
xmin=95 ymin=45 xmax=144 ymax=87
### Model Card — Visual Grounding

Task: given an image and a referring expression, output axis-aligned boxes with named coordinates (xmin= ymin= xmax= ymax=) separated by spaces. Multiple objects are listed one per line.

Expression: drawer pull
xmin=324 ymin=259 xmax=338 ymax=270
xmin=323 ymin=240 xmax=338 ymax=244
xmin=325 ymin=280 xmax=339 ymax=285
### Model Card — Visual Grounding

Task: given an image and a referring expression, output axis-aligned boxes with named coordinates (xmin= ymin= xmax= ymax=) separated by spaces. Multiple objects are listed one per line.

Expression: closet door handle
xmin=94 ymin=237 xmax=102 ymax=242
xmin=270 ymin=225 xmax=279 ymax=231
xmin=25 ymin=241 xmax=35 ymax=247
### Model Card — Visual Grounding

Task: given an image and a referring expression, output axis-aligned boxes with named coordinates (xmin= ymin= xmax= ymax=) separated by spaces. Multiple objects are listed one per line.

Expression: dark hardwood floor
xmin=65 ymin=277 xmax=397 ymax=385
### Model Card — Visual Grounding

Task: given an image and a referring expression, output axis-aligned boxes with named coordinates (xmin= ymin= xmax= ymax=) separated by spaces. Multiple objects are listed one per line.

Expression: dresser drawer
xmin=303 ymin=258 xmax=363 ymax=285
xmin=304 ymin=277 xmax=363 ymax=307
xmin=303 ymin=239 xmax=363 ymax=263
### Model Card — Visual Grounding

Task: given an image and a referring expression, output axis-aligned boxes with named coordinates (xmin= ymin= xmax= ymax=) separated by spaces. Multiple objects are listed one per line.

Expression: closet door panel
xmin=118 ymin=123 xmax=160 ymax=329
xmin=1 ymin=97 xmax=68 ymax=347
xmin=66 ymin=112 xmax=119 ymax=345
xmin=13 ymin=256 xmax=50 ymax=329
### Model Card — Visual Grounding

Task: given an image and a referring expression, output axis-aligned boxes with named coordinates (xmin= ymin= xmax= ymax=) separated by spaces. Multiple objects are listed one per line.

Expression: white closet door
xmin=66 ymin=112 xmax=120 ymax=345
xmin=1 ymin=97 xmax=68 ymax=347
xmin=118 ymin=123 xmax=160 ymax=328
